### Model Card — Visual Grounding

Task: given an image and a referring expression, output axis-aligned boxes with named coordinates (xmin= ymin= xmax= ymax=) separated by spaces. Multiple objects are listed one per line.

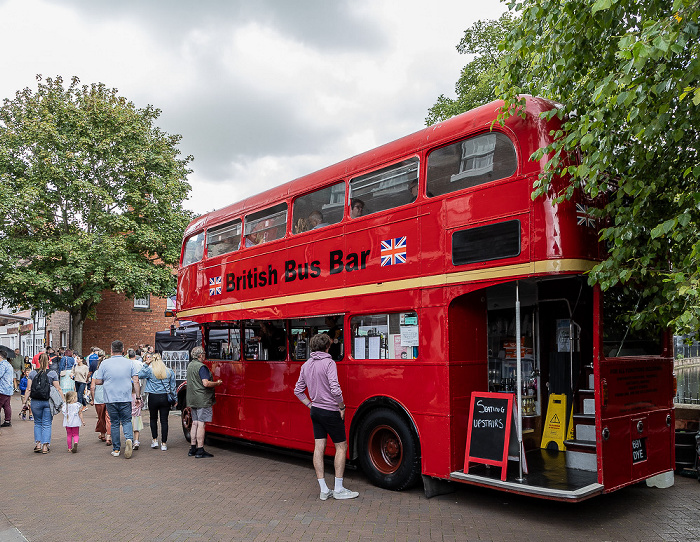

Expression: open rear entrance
xmin=449 ymin=276 xmax=604 ymax=501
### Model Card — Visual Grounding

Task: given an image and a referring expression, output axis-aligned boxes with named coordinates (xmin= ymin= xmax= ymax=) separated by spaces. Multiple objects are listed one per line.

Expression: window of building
xmin=348 ymin=157 xmax=419 ymax=218
xmin=292 ymin=182 xmax=345 ymax=234
xmin=244 ymin=203 xmax=288 ymax=248
xmin=289 ymin=314 xmax=344 ymax=361
xmin=350 ymin=311 xmax=418 ymax=360
xmin=426 ymin=132 xmax=517 ymax=197
xmin=134 ymin=295 xmax=150 ymax=309
xmin=60 ymin=331 xmax=67 ymax=348
xmin=48 ymin=330 xmax=53 ymax=348
xmin=207 ymin=219 xmax=242 ymax=257
xmin=182 ymin=232 xmax=205 ymax=266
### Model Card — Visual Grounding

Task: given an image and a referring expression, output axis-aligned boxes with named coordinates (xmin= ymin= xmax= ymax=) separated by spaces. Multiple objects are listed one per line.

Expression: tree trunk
xmin=70 ymin=310 xmax=85 ymax=356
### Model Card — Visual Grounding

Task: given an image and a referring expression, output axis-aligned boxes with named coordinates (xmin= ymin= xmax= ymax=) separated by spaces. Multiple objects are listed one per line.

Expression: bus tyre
xmin=358 ymin=408 xmax=420 ymax=491
xmin=181 ymin=406 xmax=192 ymax=443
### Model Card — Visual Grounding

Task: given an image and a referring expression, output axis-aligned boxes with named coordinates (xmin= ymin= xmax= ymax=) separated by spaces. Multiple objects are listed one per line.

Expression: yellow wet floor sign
xmin=541 ymin=394 xmax=567 ymax=451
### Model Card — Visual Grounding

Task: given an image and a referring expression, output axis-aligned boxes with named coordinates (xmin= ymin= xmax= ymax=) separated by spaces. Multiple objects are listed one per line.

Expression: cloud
xmin=0 ymin=0 xmax=508 ymax=216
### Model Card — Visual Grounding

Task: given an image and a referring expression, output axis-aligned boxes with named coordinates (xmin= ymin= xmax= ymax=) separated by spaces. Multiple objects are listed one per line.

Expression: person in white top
xmin=62 ymin=390 xmax=85 ymax=453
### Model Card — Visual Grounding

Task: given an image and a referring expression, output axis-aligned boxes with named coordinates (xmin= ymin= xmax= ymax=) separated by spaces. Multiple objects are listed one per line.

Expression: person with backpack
xmin=24 ymin=352 xmax=65 ymax=454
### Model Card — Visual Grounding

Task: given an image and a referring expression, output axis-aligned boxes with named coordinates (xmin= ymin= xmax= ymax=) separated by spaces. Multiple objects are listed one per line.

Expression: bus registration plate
xmin=632 ymin=438 xmax=647 ymax=463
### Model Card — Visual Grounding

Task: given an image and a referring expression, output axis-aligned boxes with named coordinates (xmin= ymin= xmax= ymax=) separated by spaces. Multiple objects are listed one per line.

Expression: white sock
xmin=318 ymin=478 xmax=329 ymax=492
xmin=334 ymin=477 xmax=344 ymax=491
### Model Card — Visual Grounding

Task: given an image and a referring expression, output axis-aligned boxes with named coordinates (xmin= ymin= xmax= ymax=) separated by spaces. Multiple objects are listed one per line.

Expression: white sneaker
xmin=133 ymin=440 xmax=140 ymax=450
xmin=332 ymin=488 xmax=359 ymax=500
xmin=124 ymin=439 xmax=133 ymax=459
xmin=111 ymin=450 xmax=120 ymax=457
xmin=151 ymin=439 xmax=159 ymax=448
xmin=319 ymin=489 xmax=333 ymax=501
xmin=161 ymin=443 xmax=167 ymax=451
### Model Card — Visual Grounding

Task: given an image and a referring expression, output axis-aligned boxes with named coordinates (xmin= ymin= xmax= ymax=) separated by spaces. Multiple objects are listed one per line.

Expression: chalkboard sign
xmin=464 ymin=392 xmax=514 ymax=481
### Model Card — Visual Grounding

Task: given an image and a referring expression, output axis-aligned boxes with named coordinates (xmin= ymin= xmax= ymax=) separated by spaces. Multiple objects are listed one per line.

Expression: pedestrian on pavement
xmin=294 ymin=333 xmax=359 ymax=500
xmin=59 ymin=349 xmax=75 ymax=394
xmin=131 ymin=382 xmax=143 ymax=450
xmin=31 ymin=348 xmax=45 ymax=369
xmin=186 ymin=346 xmax=222 ymax=458
xmin=19 ymin=368 xmax=31 ymax=420
xmin=62 ymin=390 xmax=84 ymax=453
xmin=90 ymin=351 xmax=111 ymax=444
xmin=47 ymin=348 xmax=60 ymax=376
xmin=138 ymin=353 xmax=176 ymax=451
xmin=26 ymin=353 xmax=65 ymax=453
xmin=92 ymin=340 xmax=142 ymax=458
xmin=0 ymin=350 xmax=14 ymax=427
xmin=71 ymin=355 xmax=89 ymax=412
xmin=12 ymin=348 xmax=23 ymax=392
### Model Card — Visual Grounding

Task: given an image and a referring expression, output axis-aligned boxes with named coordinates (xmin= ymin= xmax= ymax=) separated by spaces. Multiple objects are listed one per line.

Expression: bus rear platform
xmin=451 ymin=448 xmax=604 ymax=502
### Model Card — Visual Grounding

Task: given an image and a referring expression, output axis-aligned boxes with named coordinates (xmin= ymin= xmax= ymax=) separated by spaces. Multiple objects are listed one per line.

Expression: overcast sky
xmin=0 ymin=0 xmax=507 ymax=216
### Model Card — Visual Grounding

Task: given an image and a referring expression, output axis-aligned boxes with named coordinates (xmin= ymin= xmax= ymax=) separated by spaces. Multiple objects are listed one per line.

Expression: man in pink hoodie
xmin=294 ymin=333 xmax=359 ymax=501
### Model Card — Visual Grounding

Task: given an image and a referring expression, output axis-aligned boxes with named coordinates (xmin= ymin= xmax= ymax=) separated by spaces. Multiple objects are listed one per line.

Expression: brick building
xmin=46 ymin=291 xmax=176 ymax=355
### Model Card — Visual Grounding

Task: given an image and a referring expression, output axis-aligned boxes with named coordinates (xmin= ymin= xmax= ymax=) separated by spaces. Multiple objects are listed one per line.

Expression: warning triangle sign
xmin=550 ymin=414 xmax=561 ymax=424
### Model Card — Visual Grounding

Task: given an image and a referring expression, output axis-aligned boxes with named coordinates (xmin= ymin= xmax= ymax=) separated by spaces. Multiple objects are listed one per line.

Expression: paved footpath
xmin=1 ymin=393 xmax=699 ymax=542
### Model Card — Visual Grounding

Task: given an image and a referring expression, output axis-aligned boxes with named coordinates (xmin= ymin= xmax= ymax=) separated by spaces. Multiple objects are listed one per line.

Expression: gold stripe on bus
xmin=176 ymin=258 xmax=597 ymax=319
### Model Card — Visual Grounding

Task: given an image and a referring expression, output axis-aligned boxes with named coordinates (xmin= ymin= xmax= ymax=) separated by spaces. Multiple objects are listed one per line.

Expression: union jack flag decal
xmin=576 ymin=203 xmax=596 ymax=228
xmin=380 ymin=237 xmax=407 ymax=266
xmin=209 ymin=275 xmax=222 ymax=296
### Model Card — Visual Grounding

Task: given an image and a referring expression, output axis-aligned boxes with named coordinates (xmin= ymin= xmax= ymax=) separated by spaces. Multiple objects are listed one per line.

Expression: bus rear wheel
xmin=358 ymin=408 xmax=420 ymax=491
xmin=181 ymin=406 xmax=192 ymax=442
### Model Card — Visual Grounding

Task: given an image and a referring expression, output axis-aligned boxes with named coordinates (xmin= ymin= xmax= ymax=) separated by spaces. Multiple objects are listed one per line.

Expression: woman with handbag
xmin=24 ymin=353 xmax=65 ymax=454
xmin=138 ymin=353 xmax=176 ymax=451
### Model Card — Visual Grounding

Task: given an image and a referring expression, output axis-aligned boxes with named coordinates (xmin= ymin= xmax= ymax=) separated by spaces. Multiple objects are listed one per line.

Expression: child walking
xmin=19 ymin=368 xmax=32 ymax=420
xmin=131 ymin=383 xmax=143 ymax=450
xmin=62 ymin=390 xmax=84 ymax=452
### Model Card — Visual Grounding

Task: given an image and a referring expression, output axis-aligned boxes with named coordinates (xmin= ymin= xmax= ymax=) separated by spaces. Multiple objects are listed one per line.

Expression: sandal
xmin=41 ymin=445 xmax=49 ymax=454
xmin=99 ymin=435 xmax=106 ymax=441
xmin=105 ymin=440 xmax=112 ymax=446
xmin=33 ymin=444 xmax=42 ymax=453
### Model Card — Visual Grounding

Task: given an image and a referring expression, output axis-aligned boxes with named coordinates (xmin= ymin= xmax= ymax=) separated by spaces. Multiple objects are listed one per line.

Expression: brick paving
xmin=1 ymin=392 xmax=699 ymax=542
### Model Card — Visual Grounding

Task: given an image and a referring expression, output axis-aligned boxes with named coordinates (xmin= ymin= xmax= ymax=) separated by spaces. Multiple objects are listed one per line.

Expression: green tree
xmin=426 ymin=13 xmax=518 ymax=126
xmin=494 ymin=0 xmax=700 ymax=334
xmin=0 ymin=75 xmax=194 ymax=350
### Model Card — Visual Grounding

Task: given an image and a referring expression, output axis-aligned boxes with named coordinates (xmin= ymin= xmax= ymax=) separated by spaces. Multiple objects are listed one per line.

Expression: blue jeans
xmin=106 ymin=402 xmax=133 ymax=452
xmin=32 ymin=399 xmax=53 ymax=444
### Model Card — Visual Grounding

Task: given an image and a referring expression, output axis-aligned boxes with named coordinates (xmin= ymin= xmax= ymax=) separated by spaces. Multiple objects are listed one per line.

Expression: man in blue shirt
xmin=93 ymin=340 xmax=141 ymax=458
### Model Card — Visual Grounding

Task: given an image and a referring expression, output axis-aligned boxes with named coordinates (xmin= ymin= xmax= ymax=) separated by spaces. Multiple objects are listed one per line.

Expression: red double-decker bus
xmin=174 ymin=96 xmax=675 ymax=501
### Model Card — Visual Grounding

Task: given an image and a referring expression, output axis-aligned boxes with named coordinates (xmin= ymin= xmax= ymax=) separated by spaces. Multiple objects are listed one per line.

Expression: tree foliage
xmin=0 ymin=75 xmax=193 ymax=348
xmin=495 ymin=0 xmax=700 ymax=333
xmin=426 ymin=13 xmax=517 ymax=125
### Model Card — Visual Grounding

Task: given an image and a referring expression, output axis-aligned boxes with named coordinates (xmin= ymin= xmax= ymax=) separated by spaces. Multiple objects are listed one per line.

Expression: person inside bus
xmin=324 ymin=316 xmax=342 ymax=360
xmin=408 ymin=180 xmax=418 ymax=203
xmin=350 ymin=198 xmax=364 ymax=218
xmin=252 ymin=322 xmax=286 ymax=360
xmin=245 ymin=222 xmax=265 ymax=247
xmin=308 ymin=211 xmax=329 ymax=230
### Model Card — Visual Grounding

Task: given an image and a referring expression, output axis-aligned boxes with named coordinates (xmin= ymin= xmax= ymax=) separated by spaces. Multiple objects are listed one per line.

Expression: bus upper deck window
xmin=348 ymin=157 xmax=419 ymax=217
xmin=182 ymin=232 xmax=205 ymax=266
xmin=244 ymin=203 xmax=288 ymax=247
xmin=426 ymin=132 xmax=517 ymax=197
xmin=292 ymin=182 xmax=345 ymax=234
xmin=207 ymin=219 xmax=242 ymax=257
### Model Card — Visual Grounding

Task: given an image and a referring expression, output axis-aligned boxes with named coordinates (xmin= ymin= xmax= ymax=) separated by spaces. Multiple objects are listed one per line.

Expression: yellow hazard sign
xmin=541 ymin=394 xmax=568 ymax=451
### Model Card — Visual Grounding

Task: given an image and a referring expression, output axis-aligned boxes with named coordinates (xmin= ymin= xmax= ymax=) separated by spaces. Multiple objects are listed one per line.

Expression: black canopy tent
xmin=154 ymin=323 xmax=202 ymax=383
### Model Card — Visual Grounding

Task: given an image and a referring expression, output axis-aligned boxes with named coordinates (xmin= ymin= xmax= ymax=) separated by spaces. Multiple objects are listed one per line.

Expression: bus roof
xmin=185 ymin=96 xmax=559 ymax=236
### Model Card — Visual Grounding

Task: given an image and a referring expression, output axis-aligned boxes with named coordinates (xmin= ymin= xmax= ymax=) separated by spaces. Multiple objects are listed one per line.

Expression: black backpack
xmin=30 ymin=370 xmax=50 ymax=400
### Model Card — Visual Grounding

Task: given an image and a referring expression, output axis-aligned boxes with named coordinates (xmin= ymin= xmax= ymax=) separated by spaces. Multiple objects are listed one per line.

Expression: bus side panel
xmin=444 ymin=177 xmax=529 ymax=229
xmin=207 ymin=359 xmax=245 ymax=438
xmin=449 ymin=362 xmax=488 ymax=473
xmin=598 ymin=358 xmax=675 ymax=490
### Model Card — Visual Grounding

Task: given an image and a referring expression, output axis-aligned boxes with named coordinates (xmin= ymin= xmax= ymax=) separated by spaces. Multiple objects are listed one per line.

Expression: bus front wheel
xmin=181 ymin=406 xmax=192 ymax=442
xmin=358 ymin=408 xmax=420 ymax=491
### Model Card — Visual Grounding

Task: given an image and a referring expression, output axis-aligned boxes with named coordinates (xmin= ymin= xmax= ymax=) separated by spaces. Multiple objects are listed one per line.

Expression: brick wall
xmin=45 ymin=311 xmax=70 ymax=350
xmin=80 ymin=291 xmax=174 ymax=354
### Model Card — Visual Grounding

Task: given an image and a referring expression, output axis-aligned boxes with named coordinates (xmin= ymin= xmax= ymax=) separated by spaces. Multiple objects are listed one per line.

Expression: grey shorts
xmin=14 ymin=370 xmax=21 ymax=380
xmin=191 ymin=407 xmax=213 ymax=423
